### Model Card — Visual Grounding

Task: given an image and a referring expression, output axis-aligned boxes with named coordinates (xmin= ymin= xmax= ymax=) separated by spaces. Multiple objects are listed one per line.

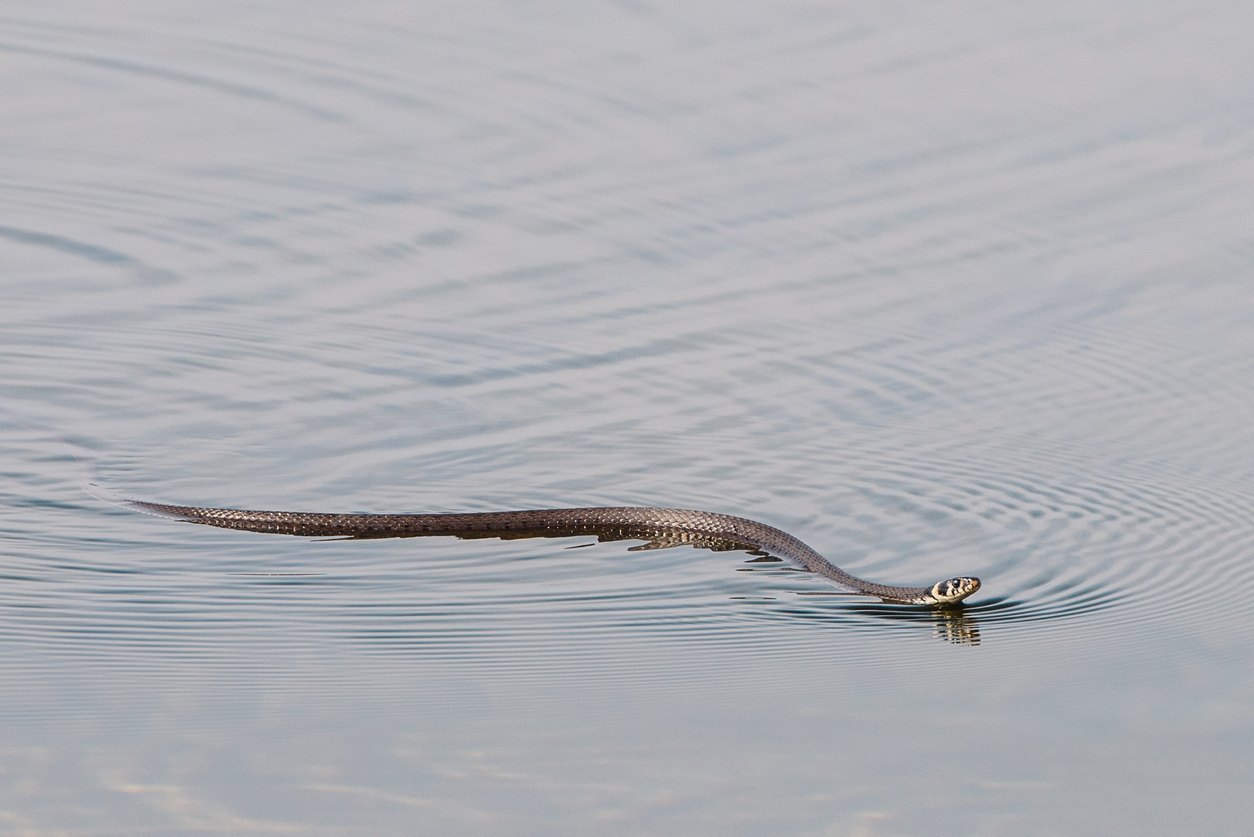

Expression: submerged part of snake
xmin=84 ymin=482 xmax=980 ymax=606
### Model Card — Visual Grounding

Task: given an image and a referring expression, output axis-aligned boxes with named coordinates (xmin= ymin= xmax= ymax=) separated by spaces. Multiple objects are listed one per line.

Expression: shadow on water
xmin=783 ymin=584 xmax=1134 ymax=646
xmin=789 ymin=586 xmax=1129 ymax=647
xmin=844 ymin=603 xmax=984 ymax=646
xmin=780 ymin=591 xmax=983 ymax=646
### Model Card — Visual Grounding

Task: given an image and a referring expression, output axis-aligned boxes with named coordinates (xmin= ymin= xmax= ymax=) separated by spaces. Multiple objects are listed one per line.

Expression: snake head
xmin=929 ymin=576 xmax=980 ymax=605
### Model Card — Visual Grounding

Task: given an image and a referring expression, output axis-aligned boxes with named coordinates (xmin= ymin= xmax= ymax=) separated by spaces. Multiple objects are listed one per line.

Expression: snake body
xmin=88 ymin=484 xmax=980 ymax=605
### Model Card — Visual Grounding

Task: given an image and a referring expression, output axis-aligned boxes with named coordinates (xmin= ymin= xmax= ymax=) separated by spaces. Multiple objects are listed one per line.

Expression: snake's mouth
xmin=930 ymin=577 xmax=981 ymax=605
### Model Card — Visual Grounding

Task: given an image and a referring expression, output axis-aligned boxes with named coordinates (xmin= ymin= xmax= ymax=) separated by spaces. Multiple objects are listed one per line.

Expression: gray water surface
xmin=4 ymin=1 xmax=1254 ymax=834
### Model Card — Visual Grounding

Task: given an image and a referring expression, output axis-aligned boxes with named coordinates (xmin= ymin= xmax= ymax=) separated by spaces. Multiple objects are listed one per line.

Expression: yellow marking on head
xmin=930 ymin=577 xmax=980 ymax=604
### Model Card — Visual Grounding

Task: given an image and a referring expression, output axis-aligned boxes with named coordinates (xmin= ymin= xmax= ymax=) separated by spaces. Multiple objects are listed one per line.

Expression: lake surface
xmin=3 ymin=1 xmax=1254 ymax=834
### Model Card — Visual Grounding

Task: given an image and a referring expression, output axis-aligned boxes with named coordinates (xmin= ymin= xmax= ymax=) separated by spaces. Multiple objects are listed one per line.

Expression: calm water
xmin=4 ymin=1 xmax=1254 ymax=834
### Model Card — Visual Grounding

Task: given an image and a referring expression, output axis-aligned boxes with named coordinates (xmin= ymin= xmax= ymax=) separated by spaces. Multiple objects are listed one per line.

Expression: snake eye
xmin=931 ymin=577 xmax=980 ymax=604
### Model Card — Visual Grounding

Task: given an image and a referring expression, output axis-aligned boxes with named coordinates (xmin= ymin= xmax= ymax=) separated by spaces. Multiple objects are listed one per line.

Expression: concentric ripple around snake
xmin=83 ymin=482 xmax=980 ymax=606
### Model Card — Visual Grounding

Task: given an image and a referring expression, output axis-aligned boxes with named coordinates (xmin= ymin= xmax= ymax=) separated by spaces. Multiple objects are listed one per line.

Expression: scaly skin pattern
xmin=97 ymin=493 xmax=980 ymax=605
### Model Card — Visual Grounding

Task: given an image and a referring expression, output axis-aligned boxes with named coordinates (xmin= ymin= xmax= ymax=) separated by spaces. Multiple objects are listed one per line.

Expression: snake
xmin=85 ymin=479 xmax=981 ymax=605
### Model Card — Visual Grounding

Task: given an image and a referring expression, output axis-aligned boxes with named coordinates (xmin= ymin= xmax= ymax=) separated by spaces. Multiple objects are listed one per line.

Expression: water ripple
xmin=4 ymin=2 xmax=1254 ymax=671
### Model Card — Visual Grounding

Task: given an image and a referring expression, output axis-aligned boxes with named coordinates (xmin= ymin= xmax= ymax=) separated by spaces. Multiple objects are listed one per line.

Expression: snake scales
xmin=86 ymin=479 xmax=980 ymax=605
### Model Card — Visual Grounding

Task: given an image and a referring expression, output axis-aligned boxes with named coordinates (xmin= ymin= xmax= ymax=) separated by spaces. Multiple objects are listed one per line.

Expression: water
xmin=3 ymin=1 xmax=1254 ymax=833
